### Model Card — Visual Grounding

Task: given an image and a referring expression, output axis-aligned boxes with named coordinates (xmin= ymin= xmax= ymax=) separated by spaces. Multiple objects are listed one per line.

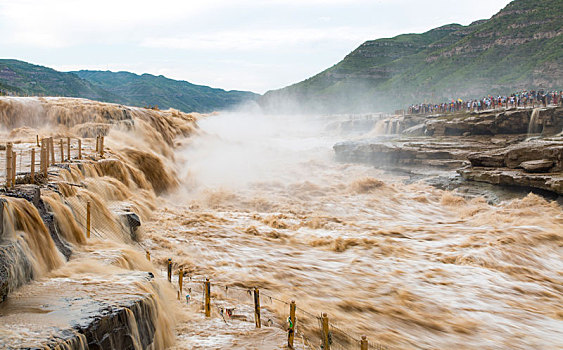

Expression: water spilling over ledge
xmin=0 ymin=97 xmax=197 ymax=349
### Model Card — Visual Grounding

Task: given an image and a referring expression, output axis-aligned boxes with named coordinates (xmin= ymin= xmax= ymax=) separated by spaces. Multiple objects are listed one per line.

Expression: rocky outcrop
xmin=72 ymin=291 xmax=158 ymax=350
xmin=0 ymin=272 xmax=164 ymax=350
xmin=459 ymin=168 xmax=563 ymax=194
xmin=334 ymin=132 xmax=563 ymax=195
xmin=333 ymin=137 xmax=498 ymax=169
xmin=467 ymin=141 xmax=563 ymax=172
xmin=520 ymin=159 xmax=553 ymax=173
xmin=460 ymin=140 xmax=563 ymax=194
xmin=424 ymin=107 xmax=563 ymax=137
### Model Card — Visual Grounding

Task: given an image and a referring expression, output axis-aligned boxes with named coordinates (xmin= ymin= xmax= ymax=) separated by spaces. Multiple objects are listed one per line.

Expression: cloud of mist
xmin=175 ymin=105 xmax=342 ymax=193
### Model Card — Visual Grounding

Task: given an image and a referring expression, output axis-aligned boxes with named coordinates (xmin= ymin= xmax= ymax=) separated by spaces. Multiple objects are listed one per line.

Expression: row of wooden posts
xmin=159 ymin=257 xmax=370 ymax=350
xmin=4 ymin=135 xmax=105 ymax=188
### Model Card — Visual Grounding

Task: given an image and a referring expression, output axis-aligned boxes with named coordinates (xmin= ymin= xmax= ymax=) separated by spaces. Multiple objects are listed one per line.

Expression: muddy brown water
xmin=147 ymin=112 xmax=563 ymax=349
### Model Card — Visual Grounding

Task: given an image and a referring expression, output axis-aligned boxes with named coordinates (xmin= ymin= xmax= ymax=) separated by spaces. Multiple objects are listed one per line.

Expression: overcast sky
xmin=0 ymin=0 xmax=512 ymax=94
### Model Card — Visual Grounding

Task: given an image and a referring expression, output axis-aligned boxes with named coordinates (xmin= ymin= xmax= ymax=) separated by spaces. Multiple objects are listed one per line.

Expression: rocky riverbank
xmin=334 ymin=106 xmax=563 ymax=196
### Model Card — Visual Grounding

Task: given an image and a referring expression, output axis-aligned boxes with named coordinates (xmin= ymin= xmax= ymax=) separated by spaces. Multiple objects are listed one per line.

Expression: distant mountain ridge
xmin=0 ymin=59 xmax=257 ymax=113
xmin=261 ymin=0 xmax=563 ymax=113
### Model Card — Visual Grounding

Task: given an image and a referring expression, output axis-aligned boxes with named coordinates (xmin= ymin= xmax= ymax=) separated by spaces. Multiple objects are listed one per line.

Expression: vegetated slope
xmin=74 ymin=70 xmax=258 ymax=113
xmin=0 ymin=59 xmax=258 ymax=113
xmin=0 ymin=59 xmax=120 ymax=102
xmin=261 ymin=0 xmax=563 ymax=113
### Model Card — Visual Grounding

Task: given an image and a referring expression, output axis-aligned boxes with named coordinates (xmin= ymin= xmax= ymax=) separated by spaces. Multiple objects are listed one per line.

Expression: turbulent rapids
xmin=0 ymin=97 xmax=562 ymax=349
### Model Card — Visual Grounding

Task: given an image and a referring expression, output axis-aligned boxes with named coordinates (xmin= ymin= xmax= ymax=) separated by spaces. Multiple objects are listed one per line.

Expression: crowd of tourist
xmin=407 ymin=90 xmax=563 ymax=115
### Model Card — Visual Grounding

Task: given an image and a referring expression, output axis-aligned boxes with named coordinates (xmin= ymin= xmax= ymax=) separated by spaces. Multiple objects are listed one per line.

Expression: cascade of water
xmin=527 ymin=108 xmax=541 ymax=136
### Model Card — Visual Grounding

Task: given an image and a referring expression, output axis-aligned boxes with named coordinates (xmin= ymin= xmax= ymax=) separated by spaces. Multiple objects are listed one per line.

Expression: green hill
xmin=261 ymin=0 xmax=563 ymax=113
xmin=0 ymin=60 xmax=257 ymax=113
xmin=0 ymin=59 xmax=120 ymax=101
xmin=74 ymin=70 xmax=257 ymax=113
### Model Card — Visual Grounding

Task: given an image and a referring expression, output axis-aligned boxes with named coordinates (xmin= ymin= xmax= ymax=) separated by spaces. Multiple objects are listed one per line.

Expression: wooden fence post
xmin=96 ymin=135 xmax=99 ymax=152
xmin=40 ymin=140 xmax=46 ymax=178
xmin=254 ymin=287 xmax=261 ymax=328
xmin=30 ymin=148 xmax=35 ymax=184
xmin=204 ymin=278 xmax=211 ymax=317
xmin=146 ymin=250 xmax=150 ymax=261
xmin=11 ymin=151 xmax=16 ymax=187
xmin=178 ymin=267 xmax=183 ymax=294
xmin=67 ymin=137 xmax=71 ymax=161
xmin=361 ymin=335 xmax=368 ymax=350
xmin=100 ymin=136 xmax=104 ymax=157
xmin=78 ymin=139 xmax=82 ymax=159
xmin=322 ymin=313 xmax=330 ymax=350
xmin=6 ymin=143 xmax=12 ymax=187
xmin=167 ymin=258 xmax=172 ymax=283
xmin=36 ymin=135 xmax=39 ymax=147
xmin=86 ymin=201 xmax=91 ymax=238
xmin=49 ymin=137 xmax=55 ymax=165
xmin=288 ymin=300 xmax=296 ymax=349
xmin=60 ymin=139 xmax=64 ymax=163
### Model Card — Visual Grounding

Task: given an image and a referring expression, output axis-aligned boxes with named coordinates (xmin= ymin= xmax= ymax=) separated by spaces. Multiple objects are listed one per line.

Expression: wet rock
xmin=467 ymin=141 xmax=563 ymax=171
xmin=112 ymin=207 xmax=142 ymax=241
xmin=4 ymin=185 xmax=74 ymax=260
xmin=123 ymin=212 xmax=141 ymax=241
xmin=42 ymin=212 xmax=73 ymax=259
xmin=533 ymin=107 xmax=563 ymax=136
xmin=402 ymin=124 xmax=425 ymax=136
xmin=458 ymin=168 xmax=563 ymax=195
xmin=468 ymin=151 xmax=505 ymax=167
xmin=504 ymin=143 xmax=563 ymax=170
xmin=0 ymin=272 xmax=163 ymax=350
xmin=0 ymin=186 xmax=73 ymax=303
xmin=75 ymin=294 xmax=157 ymax=350
xmin=520 ymin=159 xmax=554 ymax=173
xmin=0 ymin=242 xmax=34 ymax=303
xmin=334 ymin=138 xmax=484 ymax=169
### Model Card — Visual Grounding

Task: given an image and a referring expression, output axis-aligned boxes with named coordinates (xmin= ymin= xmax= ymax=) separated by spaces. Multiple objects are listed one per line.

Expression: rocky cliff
xmin=262 ymin=0 xmax=563 ymax=113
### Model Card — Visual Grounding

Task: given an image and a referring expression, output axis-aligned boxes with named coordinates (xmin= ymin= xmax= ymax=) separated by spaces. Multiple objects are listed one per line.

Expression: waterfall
xmin=527 ymin=108 xmax=541 ymax=136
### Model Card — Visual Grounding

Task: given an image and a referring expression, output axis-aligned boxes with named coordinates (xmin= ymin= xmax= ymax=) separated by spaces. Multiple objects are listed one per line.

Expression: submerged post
xmin=59 ymin=139 xmax=64 ymax=163
xmin=288 ymin=300 xmax=296 ymax=349
xmin=204 ymin=278 xmax=211 ymax=317
xmin=254 ymin=287 xmax=261 ymax=328
xmin=86 ymin=201 xmax=91 ymax=238
xmin=361 ymin=335 xmax=368 ymax=350
xmin=30 ymin=148 xmax=35 ymax=184
xmin=78 ymin=139 xmax=82 ymax=159
xmin=6 ymin=143 xmax=12 ymax=187
xmin=167 ymin=258 xmax=172 ymax=283
xmin=146 ymin=250 xmax=151 ymax=261
xmin=321 ymin=313 xmax=330 ymax=350
xmin=67 ymin=137 xmax=71 ymax=161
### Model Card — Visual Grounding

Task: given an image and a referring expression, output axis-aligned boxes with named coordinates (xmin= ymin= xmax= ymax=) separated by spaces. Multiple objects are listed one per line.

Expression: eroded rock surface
xmin=334 ymin=106 xmax=563 ymax=195
xmin=0 ymin=271 xmax=162 ymax=350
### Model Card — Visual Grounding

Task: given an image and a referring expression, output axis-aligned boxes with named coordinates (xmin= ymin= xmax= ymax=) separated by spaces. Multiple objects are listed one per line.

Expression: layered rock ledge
xmin=0 ymin=271 xmax=163 ymax=350
xmin=459 ymin=139 xmax=563 ymax=194
xmin=334 ymin=106 xmax=563 ymax=195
